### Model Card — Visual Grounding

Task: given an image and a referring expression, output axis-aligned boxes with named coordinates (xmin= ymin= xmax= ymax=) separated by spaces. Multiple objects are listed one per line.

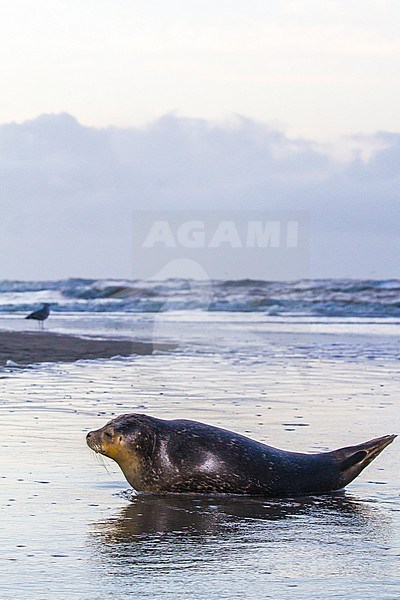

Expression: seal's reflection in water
xmin=88 ymin=492 xmax=389 ymax=585
xmin=93 ymin=493 xmax=371 ymax=538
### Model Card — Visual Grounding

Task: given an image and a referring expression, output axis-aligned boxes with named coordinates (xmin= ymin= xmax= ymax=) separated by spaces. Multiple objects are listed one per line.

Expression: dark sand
xmin=0 ymin=330 xmax=171 ymax=366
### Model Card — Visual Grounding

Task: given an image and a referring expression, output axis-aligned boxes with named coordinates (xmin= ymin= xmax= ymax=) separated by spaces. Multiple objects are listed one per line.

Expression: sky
xmin=0 ymin=0 xmax=399 ymax=280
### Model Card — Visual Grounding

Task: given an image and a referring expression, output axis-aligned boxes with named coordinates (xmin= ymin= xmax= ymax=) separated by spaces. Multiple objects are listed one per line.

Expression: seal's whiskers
xmin=90 ymin=448 xmax=114 ymax=477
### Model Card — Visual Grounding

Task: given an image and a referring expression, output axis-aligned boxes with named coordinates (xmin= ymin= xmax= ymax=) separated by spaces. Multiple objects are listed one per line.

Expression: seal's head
xmin=86 ymin=414 xmax=158 ymax=488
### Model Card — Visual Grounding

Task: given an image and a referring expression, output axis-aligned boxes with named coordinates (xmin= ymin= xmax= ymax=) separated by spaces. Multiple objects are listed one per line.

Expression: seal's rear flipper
xmin=333 ymin=434 xmax=396 ymax=488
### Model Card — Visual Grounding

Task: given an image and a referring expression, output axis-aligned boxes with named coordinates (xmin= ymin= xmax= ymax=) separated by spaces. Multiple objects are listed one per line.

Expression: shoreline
xmin=0 ymin=330 xmax=172 ymax=366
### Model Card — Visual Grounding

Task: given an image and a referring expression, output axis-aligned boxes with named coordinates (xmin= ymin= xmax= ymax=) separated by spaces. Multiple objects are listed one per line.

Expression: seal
xmin=86 ymin=414 xmax=396 ymax=497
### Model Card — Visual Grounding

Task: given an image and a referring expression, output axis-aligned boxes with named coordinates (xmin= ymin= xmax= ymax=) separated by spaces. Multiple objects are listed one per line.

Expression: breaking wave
xmin=0 ymin=278 xmax=399 ymax=318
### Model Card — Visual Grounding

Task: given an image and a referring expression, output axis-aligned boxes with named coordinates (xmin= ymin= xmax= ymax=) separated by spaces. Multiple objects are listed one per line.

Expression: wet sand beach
xmin=0 ymin=312 xmax=399 ymax=599
xmin=0 ymin=330 xmax=171 ymax=366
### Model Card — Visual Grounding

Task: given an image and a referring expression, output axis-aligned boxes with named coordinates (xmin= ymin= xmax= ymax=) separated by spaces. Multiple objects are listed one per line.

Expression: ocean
xmin=1 ymin=277 xmax=400 ymax=317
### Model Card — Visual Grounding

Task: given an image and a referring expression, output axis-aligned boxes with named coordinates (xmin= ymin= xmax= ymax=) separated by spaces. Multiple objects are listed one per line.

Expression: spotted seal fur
xmin=86 ymin=413 xmax=396 ymax=497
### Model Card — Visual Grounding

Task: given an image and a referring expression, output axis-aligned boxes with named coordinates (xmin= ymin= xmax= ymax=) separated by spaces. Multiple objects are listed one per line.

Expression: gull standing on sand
xmin=25 ymin=303 xmax=51 ymax=330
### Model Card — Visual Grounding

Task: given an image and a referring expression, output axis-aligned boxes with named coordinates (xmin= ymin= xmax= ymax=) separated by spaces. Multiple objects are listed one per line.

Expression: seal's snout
xmin=86 ymin=430 xmax=95 ymax=444
xmin=86 ymin=429 xmax=100 ymax=452
xmin=86 ymin=423 xmax=128 ymax=461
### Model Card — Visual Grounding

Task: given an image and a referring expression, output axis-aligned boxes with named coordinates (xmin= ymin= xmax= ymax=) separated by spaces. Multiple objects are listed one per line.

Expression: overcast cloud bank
xmin=0 ymin=113 xmax=398 ymax=279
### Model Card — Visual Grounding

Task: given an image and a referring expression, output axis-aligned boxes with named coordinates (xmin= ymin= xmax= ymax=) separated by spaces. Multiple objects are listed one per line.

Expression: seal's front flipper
xmin=333 ymin=434 xmax=396 ymax=488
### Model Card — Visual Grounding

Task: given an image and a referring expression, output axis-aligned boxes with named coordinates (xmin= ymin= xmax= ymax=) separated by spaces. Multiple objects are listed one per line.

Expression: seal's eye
xmin=104 ymin=431 xmax=113 ymax=439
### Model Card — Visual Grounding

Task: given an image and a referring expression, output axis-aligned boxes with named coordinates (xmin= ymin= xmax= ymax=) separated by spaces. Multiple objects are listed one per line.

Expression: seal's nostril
xmin=86 ymin=432 xmax=92 ymax=439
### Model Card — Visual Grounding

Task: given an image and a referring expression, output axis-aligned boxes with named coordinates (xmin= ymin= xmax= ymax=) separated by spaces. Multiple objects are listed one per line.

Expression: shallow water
xmin=0 ymin=315 xmax=399 ymax=598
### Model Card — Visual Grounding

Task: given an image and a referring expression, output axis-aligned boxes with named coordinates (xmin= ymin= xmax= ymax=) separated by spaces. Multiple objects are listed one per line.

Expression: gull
xmin=25 ymin=303 xmax=51 ymax=330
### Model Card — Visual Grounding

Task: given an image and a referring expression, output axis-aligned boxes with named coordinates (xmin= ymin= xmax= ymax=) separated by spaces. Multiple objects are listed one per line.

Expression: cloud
xmin=0 ymin=113 xmax=399 ymax=279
